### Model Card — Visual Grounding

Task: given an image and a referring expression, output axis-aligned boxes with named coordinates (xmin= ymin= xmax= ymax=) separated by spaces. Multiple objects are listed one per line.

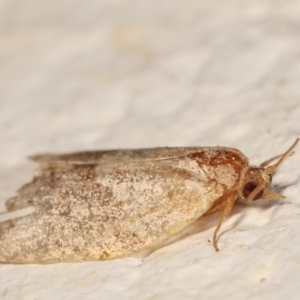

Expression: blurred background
xmin=1 ymin=1 xmax=300 ymax=299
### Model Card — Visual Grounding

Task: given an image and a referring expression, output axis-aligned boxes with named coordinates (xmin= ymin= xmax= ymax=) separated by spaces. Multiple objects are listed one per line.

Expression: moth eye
xmin=243 ymin=181 xmax=264 ymax=200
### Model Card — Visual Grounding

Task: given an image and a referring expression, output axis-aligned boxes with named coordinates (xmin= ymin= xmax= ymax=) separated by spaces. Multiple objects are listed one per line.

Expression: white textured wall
xmin=1 ymin=1 xmax=300 ymax=299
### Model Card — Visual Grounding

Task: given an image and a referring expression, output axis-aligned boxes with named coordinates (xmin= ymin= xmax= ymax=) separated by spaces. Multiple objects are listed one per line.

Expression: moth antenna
xmin=260 ymin=154 xmax=284 ymax=168
xmin=265 ymin=138 xmax=299 ymax=175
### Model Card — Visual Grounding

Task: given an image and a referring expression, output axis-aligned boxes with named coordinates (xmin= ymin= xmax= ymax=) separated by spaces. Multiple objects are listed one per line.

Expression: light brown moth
xmin=0 ymin=139 xmax=298 ymax=264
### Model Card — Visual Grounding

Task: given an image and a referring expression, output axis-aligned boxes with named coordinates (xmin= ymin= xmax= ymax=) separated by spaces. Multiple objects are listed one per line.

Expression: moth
xmin=0 ymin=139 xmax=298 ymax=264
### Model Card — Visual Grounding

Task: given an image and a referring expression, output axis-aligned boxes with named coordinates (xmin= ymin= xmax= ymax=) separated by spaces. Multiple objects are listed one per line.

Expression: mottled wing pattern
xmin=0 ymin=147 xmax=248 ymax=263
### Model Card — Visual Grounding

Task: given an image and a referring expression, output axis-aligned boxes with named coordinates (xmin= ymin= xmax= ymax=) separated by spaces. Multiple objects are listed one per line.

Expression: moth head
xmin=242 ymin=138 xmax=299 ymax=202
xmin=242 ymin=168 xmax=272 ymax=201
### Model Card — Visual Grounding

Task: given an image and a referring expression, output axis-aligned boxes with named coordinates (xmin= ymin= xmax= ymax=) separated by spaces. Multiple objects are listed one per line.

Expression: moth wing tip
xmin=28 ymin=154 xmax=57 ymax=164
xmin=28 ymin=154 xmax=44 ymax=162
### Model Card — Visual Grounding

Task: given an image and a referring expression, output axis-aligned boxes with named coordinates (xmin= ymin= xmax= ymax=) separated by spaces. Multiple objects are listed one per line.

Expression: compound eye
xmin=243 ymin=181 xmax=264 ymax=200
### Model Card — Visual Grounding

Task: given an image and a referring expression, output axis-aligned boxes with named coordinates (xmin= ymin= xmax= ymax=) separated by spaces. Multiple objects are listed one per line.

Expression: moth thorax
xmin=242 ymin=167 xmax=272 ymax=201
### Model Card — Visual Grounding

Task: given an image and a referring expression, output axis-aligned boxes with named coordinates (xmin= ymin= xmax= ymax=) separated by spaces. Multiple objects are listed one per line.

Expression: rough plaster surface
xmin=1 ymin=1 xmax=300 ymax=299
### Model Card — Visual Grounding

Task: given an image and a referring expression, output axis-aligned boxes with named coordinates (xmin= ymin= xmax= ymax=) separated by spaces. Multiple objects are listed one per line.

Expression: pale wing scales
xmin=0 ymin=148 xmax=246 ymax=263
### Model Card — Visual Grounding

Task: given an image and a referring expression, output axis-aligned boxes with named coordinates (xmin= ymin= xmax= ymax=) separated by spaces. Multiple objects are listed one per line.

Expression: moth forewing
xmin=0 ymin=139 xmax=298 ymax=263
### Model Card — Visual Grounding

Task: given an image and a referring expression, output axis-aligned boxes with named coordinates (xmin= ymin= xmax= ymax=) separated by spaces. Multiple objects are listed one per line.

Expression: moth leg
xmin=204 ymin=200 xmax=228 ymax=215
xmin=260 ymin=192 xmax=285 ymax=200
xmin=212 ymin=192 xmax=238 ymax=252
xmin=245 ymin=183 xmax=286 ymax=201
